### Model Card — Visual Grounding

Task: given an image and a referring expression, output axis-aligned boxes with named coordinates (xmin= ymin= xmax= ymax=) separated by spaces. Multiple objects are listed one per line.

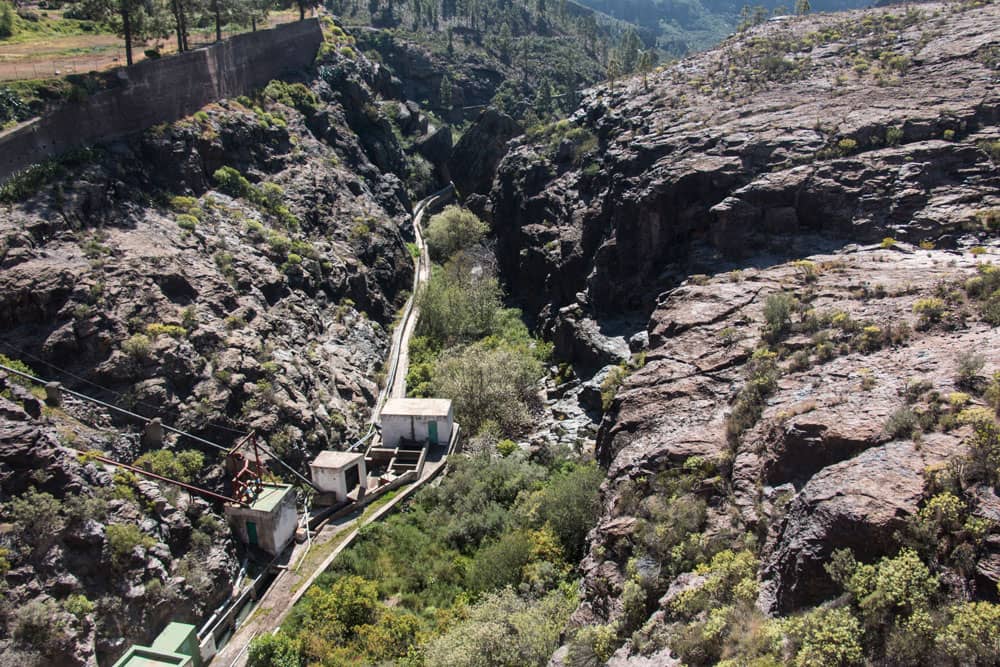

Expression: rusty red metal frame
xmin=89 ymin=452 xmax=246 ymax=506
xmin=227 ymin=431 xmax=265 ymax=505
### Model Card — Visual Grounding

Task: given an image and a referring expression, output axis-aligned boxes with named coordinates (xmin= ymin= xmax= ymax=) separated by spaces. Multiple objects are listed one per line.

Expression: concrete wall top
xmin=0 ymin=19 xmax=323 ymax=182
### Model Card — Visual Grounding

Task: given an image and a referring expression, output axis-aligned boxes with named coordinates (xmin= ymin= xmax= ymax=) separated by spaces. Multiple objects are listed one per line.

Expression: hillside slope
xmin=481 ymin=1 xmax=1000 ymax=663
xmin=0 ymin=30 xmax=423 ymax=665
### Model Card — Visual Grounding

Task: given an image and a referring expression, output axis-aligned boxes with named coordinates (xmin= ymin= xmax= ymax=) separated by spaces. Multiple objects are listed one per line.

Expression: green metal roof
xmin=112 ymin=647 xmax=190 ymax=667
xmin=249 ymin=483 xmax=293 ymax=512
xmin=149 ymin=622 xmax=195 ymax=653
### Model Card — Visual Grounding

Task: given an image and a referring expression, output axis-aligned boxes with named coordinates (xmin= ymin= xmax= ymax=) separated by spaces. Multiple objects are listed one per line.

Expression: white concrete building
xmin=223 ymin=483 xmax=297 ymax=556
xmin=309 ymin=450 xmax=367 ymax=501
xmin=380 ymin=398 xmax=453 ymax=447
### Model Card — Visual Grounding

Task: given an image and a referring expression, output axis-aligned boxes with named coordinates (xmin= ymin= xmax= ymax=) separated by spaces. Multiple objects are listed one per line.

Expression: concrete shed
xmin=310 ymin=450 xmax=367 ymax=501
xmin=224 ymin=483 xmax=297 ymax=556
xmin=380 ymin=398 xmax=453 ymax=447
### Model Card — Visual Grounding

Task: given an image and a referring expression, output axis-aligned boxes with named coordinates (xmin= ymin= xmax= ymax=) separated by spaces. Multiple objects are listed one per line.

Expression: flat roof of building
xmin=149 ymin=622 xmax=195 ymax=654
xmin=311 ymin=450 xmax=364 ymax=469
xmin=248 ymin=483 xmax=293 ymax=513
xmin=381 ymin=398 xmax=452 ymax=417
xmin=112 ymin=647 xmax=190 ymax=667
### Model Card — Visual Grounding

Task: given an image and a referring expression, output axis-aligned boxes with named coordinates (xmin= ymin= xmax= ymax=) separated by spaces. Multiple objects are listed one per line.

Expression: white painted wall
xmin=271 ymin=492 xmax=298 ymax=555
xmin=311 ymin=460 xmax=367 ymax=500
xmin=381 ymin=408 xmax=453 ymax=448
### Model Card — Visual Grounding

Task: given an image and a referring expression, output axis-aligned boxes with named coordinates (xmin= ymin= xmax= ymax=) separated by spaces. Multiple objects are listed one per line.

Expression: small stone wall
xmin=0 ymin=19 xmax=322 ymax=182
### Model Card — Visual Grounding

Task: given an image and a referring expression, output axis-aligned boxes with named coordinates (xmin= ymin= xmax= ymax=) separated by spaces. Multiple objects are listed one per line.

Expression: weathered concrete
xmin=0 ymin=19 xmax=323 ymax=182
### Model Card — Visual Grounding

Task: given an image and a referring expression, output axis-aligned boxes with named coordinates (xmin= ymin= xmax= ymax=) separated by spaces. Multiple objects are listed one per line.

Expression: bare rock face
xmin=489 ymin=2 xmax=1000 ymax=327
xmin=578 ymin=241 xmax=1000 ymax=661
xmin=0 ymin=45 xmax=414 ymax=665
xmin=0 ymin=48 xmax=413 ymax=462
xmin=450 ymin=108 xmax=523 ymax=198
xmin=0 ymin=374 xmax=239 ymax=666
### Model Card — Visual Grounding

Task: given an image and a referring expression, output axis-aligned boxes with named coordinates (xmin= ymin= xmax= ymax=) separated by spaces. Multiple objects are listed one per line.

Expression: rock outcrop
xmin=489 ymin=1 xmax=999 ymax=339
xmin=0 ymin=42 xmax=416 ymax=665
xmin=579 ymin=241 xmax=1000 ymax=661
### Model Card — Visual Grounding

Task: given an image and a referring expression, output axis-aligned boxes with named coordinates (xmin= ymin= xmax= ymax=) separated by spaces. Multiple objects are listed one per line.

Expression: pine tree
xmin=534 ymin=77 xmax=552 ymax=117
xmin=439 ymin=74 xmax=453 ymax=109
xmin=795 ymin=0 xmax=810 ymax=14
xmin=83 ymin=0 xmax=169 ymax=65
xmin=637 ymin=50 xmax=656 ymax=91
xmin=607 ymin=55 xmax=621 ymax=92
xmin=497 ymin=22 xmax=512 ymax=64
xmin=618 ymin=27 xmax=640 ymax=73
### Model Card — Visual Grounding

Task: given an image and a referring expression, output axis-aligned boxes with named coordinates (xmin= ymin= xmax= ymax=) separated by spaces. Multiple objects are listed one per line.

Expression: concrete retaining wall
xmin=0 ymin=19 xmax=322 ymax=182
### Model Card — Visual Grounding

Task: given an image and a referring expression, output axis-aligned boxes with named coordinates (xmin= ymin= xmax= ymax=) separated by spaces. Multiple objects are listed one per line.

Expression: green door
xmin=428 ymin=421 xmax=438 ymax=445
xmin=246 ymin=521 xmax=258 ymax=546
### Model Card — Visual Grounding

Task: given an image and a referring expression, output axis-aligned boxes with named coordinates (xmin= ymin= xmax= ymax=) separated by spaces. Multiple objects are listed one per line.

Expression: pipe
xmin=87 ymin=452 xmax=246 ymax=506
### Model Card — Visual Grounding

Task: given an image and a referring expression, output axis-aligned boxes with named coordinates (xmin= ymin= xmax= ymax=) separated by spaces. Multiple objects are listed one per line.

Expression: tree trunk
xmin=180 ymin=4 xmax=189 ymax=51
xmin=213 ymin=0 xmax=221 ymax=41
xmin=298 ymin=0 xmax=305 ymax=20
xmin=171 ymin=0 xmax=184 ymax=52
xmin=251 ymin=16 xmax=256 ymax=31
xmin=121 ymin=1 xmax=133 ymax=66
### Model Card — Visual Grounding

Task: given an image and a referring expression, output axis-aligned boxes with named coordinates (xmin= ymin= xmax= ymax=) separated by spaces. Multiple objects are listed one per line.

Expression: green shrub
xmin=0 ymin=353 xmax=36 ymax=386
xmin=936 ymin=602 xmax=1000 ymax=665
xmin=955 ymin=349 xmax=985 ymax=388
xmin=14 ymin=599 xmax=68 ymax=652
xmin=886 ymin=125 xmax=904 ymax=145
xmin=63 ymin=594 xmax=94 ymax=620
xmin=106 ymin=523 xmax=156 ymax=569
xmin=0 ymin=2 xmax=15 ymax=38
xmin=600 ymin=364 xmax=628 ymax=411
xmin=263 ymin=80 xmax=319 ymax=116
xmin=726 ymin=348 xmax=780 ymax=440
xmin=762 ymin=292 xmax=797 ymax=341
xmin=176 ymin=214 xmax=198 ymax=231
xmin=248 ymin=631 xmax=301 ymax=667
xmin=837 ymin=138 xmax=858 ymax=155
xmin=425 ymin=206 xmax=488 ymax=262
xmin=122 ymin=334 xmax=152 ymax=361
xmin=466 ymin=530 xmax=533 ymax=592
xmin=424 ymin=587 xmax=576 ymax=667
xmin=432 ymin=340 xmax=543 ymax=433
xmin=567 ymin=624 xmax=619 ymax=666
xmin=912 ymin=297 xmax=945 ymax=327
xmin=780 ymin=607 xmax=863 ymax=667
xmin=6 ymin=487 xmax=64 ymax=546
xmin=213 ymin=166 xmax=255 ymax=199
xmin=885 ymin=406 xmax=918 ymax=439
xmin=145 ymin=323 xmax=187 ymax=338
xmin=497 ymin=438 xmax=518 ymax=457
xmin=133 ymin=449 xmax=204 ymax=484
xmin=416 ymin=261 xmax=504 ymax=347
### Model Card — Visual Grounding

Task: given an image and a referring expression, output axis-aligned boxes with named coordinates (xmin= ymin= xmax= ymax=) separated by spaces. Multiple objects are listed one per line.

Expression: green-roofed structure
xmin=223 ymin=482 xmax=298 ymax=556
xmin=113 ymin=622 xmax=201 ymax=667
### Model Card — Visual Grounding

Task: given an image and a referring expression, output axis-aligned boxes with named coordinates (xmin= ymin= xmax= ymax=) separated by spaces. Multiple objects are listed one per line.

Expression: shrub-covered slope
xmin=0 ymin=28 xmax=426 ymax=666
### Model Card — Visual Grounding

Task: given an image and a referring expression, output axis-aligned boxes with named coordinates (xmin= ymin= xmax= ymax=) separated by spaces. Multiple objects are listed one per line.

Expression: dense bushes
xmin=133 ymin=449 xmax=204 ymax=484
xmin=274 ymin=452 xmax=601 ymax=665
xmin=432 ymin=341 xmax=543 ymax=433
xmin=425 ymin=205 xmax=489 ymax=263
xmin=410 ymin=212 xmax=550 ymax=435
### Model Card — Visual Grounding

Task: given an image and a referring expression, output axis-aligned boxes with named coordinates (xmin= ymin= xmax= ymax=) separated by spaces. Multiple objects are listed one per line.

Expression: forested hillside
xmin=572 ymin=0 xmax=871 ymax=55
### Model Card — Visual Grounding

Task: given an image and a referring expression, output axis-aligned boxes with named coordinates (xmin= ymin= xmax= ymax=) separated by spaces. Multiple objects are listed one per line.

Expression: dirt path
xmin=0 ymin=11 xmax=299 ymax=81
